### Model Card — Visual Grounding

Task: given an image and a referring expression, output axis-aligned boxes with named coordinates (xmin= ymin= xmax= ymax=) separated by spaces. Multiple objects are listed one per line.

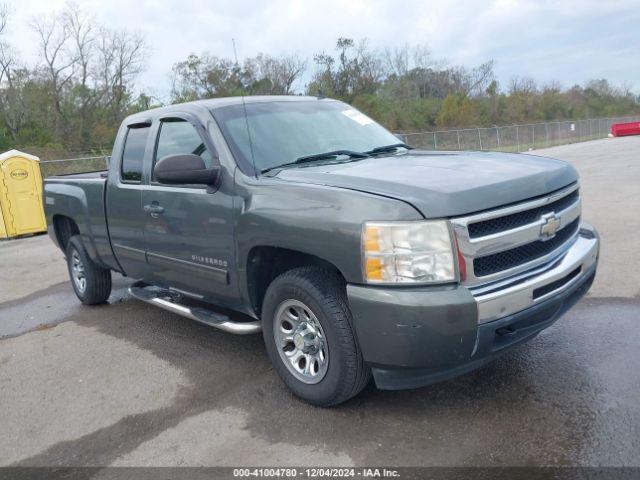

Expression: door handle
xmin=143 ymin=203 xmax=165 ymax=218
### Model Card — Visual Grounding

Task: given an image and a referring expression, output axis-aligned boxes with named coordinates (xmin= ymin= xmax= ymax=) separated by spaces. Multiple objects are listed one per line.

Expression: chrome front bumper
xmin=469 ymin=222 xmax=599 ymax=324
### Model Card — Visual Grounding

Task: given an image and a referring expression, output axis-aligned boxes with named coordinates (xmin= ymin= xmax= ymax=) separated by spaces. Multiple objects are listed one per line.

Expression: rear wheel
xmin=66 ymin=236 xmax=112 ymax=305
xmin=262 ymin=267 xmax=370 ymax=406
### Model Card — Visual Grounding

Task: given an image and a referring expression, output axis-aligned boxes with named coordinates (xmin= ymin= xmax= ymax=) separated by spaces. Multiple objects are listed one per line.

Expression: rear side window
xmin=153 ymin=120 xmax=213 ymax=179
xmin=121 ymin=127 xmax=150 ymax=183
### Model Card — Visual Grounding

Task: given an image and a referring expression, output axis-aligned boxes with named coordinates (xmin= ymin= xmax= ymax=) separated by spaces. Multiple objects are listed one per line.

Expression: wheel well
xmin=53 ymin=215 xmax=80 ymax=251
xmin=247 ymin=247 xmax=344 ymax=317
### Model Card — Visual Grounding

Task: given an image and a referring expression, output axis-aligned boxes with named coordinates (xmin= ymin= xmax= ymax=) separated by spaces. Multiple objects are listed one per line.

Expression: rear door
xmin=141 ymin=114 xmax=237 ymax=303
xmin=106 ymin=123 xmax=151 ymax=279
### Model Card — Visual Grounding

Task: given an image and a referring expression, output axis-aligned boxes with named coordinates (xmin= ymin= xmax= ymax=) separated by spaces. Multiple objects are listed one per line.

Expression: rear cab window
xmin=121 ymin=126 xmax=150 ymax=183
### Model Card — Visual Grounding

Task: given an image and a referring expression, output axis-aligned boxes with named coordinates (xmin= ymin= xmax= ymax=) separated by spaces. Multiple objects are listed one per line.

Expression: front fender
xmin=234 ymin=175 xmax=424 ymax=305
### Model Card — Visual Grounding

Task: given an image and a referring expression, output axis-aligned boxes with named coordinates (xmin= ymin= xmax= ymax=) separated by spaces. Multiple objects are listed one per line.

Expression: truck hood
xmin=272 ymin=151 xmax=578 ymax=218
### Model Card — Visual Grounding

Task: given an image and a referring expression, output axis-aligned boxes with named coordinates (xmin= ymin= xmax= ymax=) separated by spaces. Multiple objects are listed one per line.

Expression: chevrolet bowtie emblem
xmin=540 ymin=213 xmax=561 ymax=240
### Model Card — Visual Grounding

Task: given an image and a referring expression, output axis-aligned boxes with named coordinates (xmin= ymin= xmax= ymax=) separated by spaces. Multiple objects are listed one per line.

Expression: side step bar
xmin=128 ymin=282 xmax=261 ymax=335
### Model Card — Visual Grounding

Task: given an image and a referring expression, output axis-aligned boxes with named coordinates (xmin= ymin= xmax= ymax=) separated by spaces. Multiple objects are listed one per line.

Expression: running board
xmin=128 ymin=282 xmax=261 ymax=335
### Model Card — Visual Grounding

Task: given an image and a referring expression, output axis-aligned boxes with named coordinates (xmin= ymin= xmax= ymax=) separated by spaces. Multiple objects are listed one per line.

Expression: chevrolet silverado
xmin=43 ymin=96 xmax=599 ymax=406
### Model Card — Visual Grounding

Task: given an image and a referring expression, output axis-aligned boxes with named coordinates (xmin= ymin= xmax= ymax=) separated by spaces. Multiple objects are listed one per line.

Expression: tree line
xmin=1 ymin=3 xmax=639 ymax=159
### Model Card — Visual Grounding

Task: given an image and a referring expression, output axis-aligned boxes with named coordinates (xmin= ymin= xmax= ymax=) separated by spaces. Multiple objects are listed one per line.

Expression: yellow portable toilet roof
xmin=0 ymin=149 xmax=41 ymax=163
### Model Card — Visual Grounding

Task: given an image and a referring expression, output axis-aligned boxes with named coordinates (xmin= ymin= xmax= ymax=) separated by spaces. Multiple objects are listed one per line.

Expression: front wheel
xmin=262 ymin=267 xmax=370 ymax=406
xmin=66 ymin=236 xmax=112 ymax=305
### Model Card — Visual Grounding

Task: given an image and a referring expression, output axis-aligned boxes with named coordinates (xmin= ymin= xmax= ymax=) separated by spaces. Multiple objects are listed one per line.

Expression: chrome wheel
xmin=71 ymin=249 xmax=86 ymax=293
xmin=273 ymin=299 xmax=329 ymax=384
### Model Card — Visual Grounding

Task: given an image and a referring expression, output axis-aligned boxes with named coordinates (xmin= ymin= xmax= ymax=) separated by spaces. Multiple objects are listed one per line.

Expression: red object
xmin=611 ymin=121 xmax=640 ymax=137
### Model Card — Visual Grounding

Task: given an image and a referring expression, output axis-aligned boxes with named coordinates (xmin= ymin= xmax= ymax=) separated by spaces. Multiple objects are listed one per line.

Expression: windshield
xmin=211 ymin=100 xmax=402 ymax=173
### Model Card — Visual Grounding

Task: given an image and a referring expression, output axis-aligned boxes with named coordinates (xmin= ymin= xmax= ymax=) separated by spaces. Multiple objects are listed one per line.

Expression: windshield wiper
xmin=261 ymin=145 xmax=410 ymax=175
xmin=295 ymin=149 xmax=370 ymax=164
xmin=364 ymin=143 xmax=413 ymax=155
xmin=261 ymin=150 xmax=369 ymax=174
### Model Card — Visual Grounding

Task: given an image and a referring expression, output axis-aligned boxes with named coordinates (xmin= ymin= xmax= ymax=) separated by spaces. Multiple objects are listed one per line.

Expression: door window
xmin=153 ymin=120 xmax=213 ymax=180
xmin=121 ymin=126 xmax=150 ymax=183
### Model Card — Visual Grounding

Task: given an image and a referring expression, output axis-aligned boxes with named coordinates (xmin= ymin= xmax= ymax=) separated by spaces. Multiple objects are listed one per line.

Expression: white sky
xmin=4 ymin=0 xmax=640 ymax=100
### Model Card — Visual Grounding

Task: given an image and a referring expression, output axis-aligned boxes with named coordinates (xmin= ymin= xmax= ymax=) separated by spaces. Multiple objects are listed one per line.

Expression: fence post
xmin=577 ymin=121 xmax=580 ymax=141
xmin=531 ymin=124 xmax=535 ymax=148
xmin=456 ymin=130 xmax=461 ymax=150
xmin=545 ymin=123 xmax=549 ymax=146
xmin=496 ymin=127 xmax=500 ymax=149
xmin=516 ymin=126 xmax=520 ymax=152
xmin=477 ymin=129 xmax=482 ymax=150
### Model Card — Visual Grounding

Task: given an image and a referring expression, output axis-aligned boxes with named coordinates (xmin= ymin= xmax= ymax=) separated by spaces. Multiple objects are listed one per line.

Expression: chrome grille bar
xmin=451 ymin=183 xmax=581 ymax=287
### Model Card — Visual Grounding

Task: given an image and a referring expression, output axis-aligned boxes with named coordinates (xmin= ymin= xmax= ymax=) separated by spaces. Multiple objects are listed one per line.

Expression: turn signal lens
xmin=362 ymin=220 xmax=455 ymax=284
xmin=365 ymin=257 xmax=383 ymax=281
xmin=364 ymin=226 xmax=381 ymax=252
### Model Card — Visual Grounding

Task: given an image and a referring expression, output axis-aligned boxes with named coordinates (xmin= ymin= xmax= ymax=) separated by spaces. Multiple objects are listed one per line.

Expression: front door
xmin=141 ymin=116 xmax=236 ymax=303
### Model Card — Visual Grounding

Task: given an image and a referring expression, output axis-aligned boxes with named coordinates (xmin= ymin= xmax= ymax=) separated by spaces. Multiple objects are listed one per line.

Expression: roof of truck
xmin=124 ymin=95 xmax=334 ymax=125
xmin=194 ymin=95 xmax=328 ymax=109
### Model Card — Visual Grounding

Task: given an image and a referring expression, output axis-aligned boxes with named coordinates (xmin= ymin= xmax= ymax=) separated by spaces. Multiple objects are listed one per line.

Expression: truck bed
xmin=43 ymin=174 xmax=118 ymax=271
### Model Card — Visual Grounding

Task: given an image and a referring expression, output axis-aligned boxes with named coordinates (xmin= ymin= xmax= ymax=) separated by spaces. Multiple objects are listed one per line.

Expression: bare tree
xmin=353 ymin=39 xmax=384 ymax=95
xmin=381 ymin=44 xmax=438 ymax=100
xmin=463 ymin=61 xmax=495 ymax=97
xmin=509 ymin=76 xmax=538 ymax=95
xmin=0 ymin=3 xmax=27 ymax=142
xmin=0 ymin=2 xmax=11 ymax=84
xmin=250 ymin=53 xmax=306 ymax=94
xmin=383 ymin=44 xmax=410 ymax=77
xmin=0 ymin=3 xmax=6 ymax=33
xmin=64 ymin=4 xmax=93 ymax=89
xmin=31 ymin=12 xmax=78 ymax=136
xmin=0 ymin=1 xmax=150 ymax=150
xmin=309 ymin=38 xmax=383 ymax=99
xmin=64 ymin=3 xmax=95 ymax=141
xmin=412 ymin=44 xmax=436 ymax=70
xmin=95 ymin=27 xmax=146 ymax=121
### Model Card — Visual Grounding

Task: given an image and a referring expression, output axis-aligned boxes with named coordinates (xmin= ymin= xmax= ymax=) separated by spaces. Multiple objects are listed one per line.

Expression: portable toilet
xmin=0 ymin=150 xmax=47 ymax=238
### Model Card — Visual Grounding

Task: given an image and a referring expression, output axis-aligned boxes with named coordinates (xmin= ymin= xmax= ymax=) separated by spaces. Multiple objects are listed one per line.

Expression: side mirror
xmin=154 ymin=154 xmax=220 ymax=185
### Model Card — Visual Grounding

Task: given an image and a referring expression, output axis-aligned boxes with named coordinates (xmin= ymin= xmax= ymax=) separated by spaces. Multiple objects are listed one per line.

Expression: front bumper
xmin=347 ymin=223 xmax=599 ymax=390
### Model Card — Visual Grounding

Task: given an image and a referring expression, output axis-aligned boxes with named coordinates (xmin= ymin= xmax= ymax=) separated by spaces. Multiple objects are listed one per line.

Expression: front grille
xmin=473 ymin=217 xmax=580 ymax=277
xmin=468 ymin=189 xmax=579 ymax=238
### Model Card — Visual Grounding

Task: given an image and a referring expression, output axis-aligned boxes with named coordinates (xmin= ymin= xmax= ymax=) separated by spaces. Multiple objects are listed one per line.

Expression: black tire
xmin=66 ymin=236 xmax=112 ymax=305
xmin=57 ymin=218 xmax=77 ymax=250
xmin=262 ymin=267 xmax=371 ymax=407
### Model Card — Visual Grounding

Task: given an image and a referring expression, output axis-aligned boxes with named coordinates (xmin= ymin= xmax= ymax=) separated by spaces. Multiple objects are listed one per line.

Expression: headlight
xmin=362 ymin=220 xmax=456 ymax=284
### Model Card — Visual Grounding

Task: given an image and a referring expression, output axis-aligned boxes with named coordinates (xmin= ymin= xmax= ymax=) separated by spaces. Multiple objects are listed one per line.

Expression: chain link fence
xmin=397 ymin=115 xmax=640 ymax=152
xmin=37 ymin=115 xmax=640 ymax=177
xmin=39 ymin=155 xmax=110 ymax=178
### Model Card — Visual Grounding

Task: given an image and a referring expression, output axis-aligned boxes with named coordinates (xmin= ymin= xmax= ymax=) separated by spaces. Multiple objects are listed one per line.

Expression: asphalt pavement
xmin=1 ymin=136 xmax=639 ymax=467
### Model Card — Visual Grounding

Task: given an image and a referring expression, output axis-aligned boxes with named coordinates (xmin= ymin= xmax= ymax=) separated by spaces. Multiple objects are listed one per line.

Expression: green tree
xmin=436 ymin=94 xmax=480 ymax=128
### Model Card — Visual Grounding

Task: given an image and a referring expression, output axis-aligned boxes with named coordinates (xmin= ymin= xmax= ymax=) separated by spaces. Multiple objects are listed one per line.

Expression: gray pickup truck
xmin=44 ymin=96 xmax=599 ymax=406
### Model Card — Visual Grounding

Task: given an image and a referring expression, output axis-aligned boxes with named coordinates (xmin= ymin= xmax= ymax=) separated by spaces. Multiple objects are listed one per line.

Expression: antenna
xmin=232 ymin=38 xmax=258 ymax=177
